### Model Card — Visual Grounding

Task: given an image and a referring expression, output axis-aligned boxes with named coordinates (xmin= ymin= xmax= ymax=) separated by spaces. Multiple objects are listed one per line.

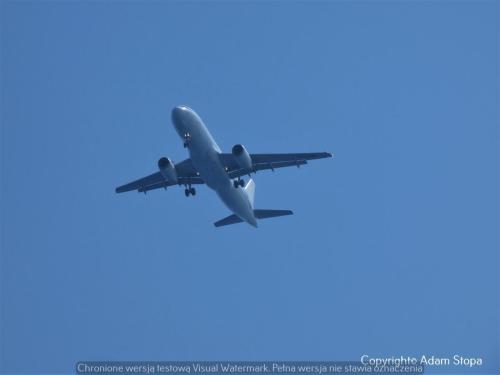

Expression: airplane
xmin=115 ymin=105 xmax=332 ymax=227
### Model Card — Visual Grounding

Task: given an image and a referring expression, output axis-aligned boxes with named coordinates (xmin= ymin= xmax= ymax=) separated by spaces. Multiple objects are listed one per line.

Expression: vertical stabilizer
xmin=244 ymin=179 xmax=256 ymax=207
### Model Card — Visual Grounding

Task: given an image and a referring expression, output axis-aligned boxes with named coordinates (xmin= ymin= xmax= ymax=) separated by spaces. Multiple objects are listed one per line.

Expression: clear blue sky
xmin=1 ymin=1 xmax=498 ymax=374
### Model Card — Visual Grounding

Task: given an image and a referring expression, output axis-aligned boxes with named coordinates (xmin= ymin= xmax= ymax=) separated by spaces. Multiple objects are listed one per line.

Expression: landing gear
xmin=183 ymin=132 xmax=191 ymax=148
xmin=233 ymin=178 xmax=245 ymax=188
xmin=184 ymin=187 xmax=196 ymax=197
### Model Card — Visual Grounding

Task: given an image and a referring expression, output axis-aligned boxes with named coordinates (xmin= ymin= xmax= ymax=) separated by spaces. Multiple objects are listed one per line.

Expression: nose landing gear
xmin=183 ymin=132 xmax=191 ymax=148
xmin=233 ymin=178 xmax=245 ymax=188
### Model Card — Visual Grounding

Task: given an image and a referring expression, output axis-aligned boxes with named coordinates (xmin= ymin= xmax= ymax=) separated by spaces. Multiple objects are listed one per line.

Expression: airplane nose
xmin=171 ymin=106 xmax=184 ymax=124
xmin=171 ymin=106 xmax=192 ymax=136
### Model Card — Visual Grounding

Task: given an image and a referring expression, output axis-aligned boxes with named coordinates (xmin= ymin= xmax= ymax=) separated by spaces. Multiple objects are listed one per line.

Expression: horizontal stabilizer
xmin=253 ymin=209 xmax=293 ymax=219
xmin=214 ymin=214 xmax=243 ymax=227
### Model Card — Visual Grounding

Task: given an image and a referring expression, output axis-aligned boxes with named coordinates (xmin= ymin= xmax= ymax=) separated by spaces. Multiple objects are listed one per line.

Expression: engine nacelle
xmin=157 ymin=157 xmax=178 ymax=183
xmin=232 ymin=144 xmax=252 ymax=171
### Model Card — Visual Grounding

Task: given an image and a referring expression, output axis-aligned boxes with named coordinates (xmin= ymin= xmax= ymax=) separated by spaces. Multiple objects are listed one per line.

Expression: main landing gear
xmin=183 ymin=132 xmax=191 ymax=148
xmin=233 ymin=178 xmax=245 ymax=188
xmin=184 ymin=186 xmax=196 ymax=197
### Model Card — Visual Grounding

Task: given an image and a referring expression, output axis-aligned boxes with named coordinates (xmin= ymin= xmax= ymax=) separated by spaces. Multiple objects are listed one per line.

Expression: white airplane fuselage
xmin=171 ymin=105 xmax=258 ymax=227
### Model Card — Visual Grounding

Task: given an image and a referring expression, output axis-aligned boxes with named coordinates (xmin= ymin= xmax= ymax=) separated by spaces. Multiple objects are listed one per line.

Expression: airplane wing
xmin=219 ymin=152 xmax=332 ymax=179
xmin=115 ymin=158 xmax=204 ymax=193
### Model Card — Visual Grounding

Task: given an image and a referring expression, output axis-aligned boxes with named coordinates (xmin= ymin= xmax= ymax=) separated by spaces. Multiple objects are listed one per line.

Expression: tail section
xmin=214 ymin=209 xmax=293 ymax=227
xmin=244 ymin=178 xmax=256 ymax=207
xmin=214 ymin=179 xmax=293 ymax=227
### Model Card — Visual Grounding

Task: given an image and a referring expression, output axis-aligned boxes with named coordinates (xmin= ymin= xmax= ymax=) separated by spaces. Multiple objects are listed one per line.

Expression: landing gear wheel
xmin=184 ymin=189 xmax=190 ymax=197
xmin=239 ymin=179 xmax=245 ymax=187
xmin=183 ymin=133 xmax=191 ymax=148
xmin=190 ymin=187 xmax=196 ymax=196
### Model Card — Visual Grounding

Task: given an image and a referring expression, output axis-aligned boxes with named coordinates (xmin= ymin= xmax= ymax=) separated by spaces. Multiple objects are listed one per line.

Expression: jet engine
xmin=232 ymin=144 xmax=252 ymax=171
xmin=157 ymin=157 xmax=178 ymax=184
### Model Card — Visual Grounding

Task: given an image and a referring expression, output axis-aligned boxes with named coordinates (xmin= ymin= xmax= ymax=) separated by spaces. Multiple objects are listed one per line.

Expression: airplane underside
xmin=115 ymin=105 xmax=332 ymax=228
